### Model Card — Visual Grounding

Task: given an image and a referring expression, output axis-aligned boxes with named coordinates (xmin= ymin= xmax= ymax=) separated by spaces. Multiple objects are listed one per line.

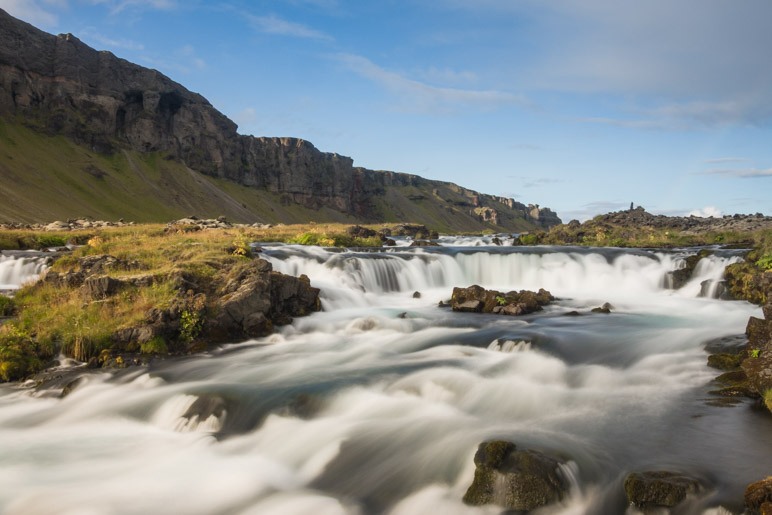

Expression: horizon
xmin=1 ymin=1 xmax=770 ymax=222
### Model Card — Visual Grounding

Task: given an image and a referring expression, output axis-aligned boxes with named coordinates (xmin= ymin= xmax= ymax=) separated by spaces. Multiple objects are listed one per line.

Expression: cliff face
xmin=0 ymin=9 xmax=560 ymax=229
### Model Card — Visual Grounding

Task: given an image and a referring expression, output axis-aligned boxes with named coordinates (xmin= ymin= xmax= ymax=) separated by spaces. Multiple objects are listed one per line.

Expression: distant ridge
xmin=0 ymin=8 xmax=560 ymax=230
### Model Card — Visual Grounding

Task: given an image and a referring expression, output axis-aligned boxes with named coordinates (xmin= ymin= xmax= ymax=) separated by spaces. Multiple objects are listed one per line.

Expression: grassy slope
xmin=0 ymin=119 xmax=540 ymax=232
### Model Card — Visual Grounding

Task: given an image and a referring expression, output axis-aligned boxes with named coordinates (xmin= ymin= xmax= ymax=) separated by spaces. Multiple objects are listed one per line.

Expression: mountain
xmin=0 ymin=9 xmax=560 ymax=231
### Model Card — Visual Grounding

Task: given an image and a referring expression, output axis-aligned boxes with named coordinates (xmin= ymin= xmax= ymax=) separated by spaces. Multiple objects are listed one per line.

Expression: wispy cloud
xmin=0 ymin=0 xmax=61 ymax=27
xmin=79 ymin=26 xmax=144 ymax=50
xmin=701 ymin=168 xmax=772 ymax=178
xmin=560 ymin=200 xmax=630 ymax=221
xmin=140 ymin=44 xmax=205 ymax=75
xmin=704 ymin=157 xmax=750 ymax=164
xmin=247 ymin=13 xmax=332 ymax=40
xmin=337 ymin=53 xmax=529 ymax=114
xmin=508 ymin=176 xmax=562 ymax=188
xmin=88 ymin=0 xmax=176 ymax=15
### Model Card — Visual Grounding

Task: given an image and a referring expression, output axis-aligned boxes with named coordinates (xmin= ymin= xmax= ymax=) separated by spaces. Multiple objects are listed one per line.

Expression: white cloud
xmin=688 ymin=206 xmax=723 ymax=218
xmin=79 ymin=26 xmax=144 ymax=50
xmin=0 ymin=0 xmax=61 ymax=27
xmin=337 ymin=53 xmax=528 ymax=114
xmin=437 ymin=0 xmax=772 ymax=128
xmin=704 ymin=157 xmax=750 ymax=164
xmin=702 ymin=168 xmax=772 ymax=179
xmin=94 ymin=0 xmax=176 ymax=15
xmin=247 ymin=13 xmax=332 ymax=40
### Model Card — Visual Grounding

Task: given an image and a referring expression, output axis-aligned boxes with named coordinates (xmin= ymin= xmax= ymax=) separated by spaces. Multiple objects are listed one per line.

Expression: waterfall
xmin=262 ymin=245 xmax=741 ymax=307
xmin=0 ymin=252 xmax=50 ymax=291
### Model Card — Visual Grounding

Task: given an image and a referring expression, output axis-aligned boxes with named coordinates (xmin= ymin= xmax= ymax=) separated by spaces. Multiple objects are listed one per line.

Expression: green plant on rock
xmin=750 ymin=348 xmax=761 ymax=359
xmin=495 ymin=295 xmax=507 ymax=306
xmin=179 ymin=309 xmax=204 ymax=343
xmin=757 ymin=254 xmax=772 ymax=271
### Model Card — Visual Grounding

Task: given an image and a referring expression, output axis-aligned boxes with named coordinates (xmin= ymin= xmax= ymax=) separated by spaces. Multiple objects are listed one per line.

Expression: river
xmin=0 ymin=240 xmax=768 ymax=514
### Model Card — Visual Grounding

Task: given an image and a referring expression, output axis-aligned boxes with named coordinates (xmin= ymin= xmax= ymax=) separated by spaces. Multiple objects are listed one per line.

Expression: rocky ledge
xmin=0 ymin=250 xmax=320 ymax=381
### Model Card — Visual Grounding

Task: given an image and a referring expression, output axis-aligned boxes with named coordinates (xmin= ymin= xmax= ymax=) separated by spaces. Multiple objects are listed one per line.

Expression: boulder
xmin=450 ymin=285 xmax=553 ymax=316
xmin=746 ymin=477 xmax=772 ymax=514
xmin=747 ymin=317 xmax=772 ymax=348
xmin=623 ymin=471 xmax=702 ymax=509
xmin=707 ymin=353 xmax=742 ymax=370
xmin=463 ymin=441 xmax=570 ymax=511
xmin=591 ymin=302 xmax=613 ymax=314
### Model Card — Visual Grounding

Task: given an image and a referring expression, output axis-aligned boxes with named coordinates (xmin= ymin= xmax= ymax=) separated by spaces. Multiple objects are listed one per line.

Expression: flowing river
xmin=0 ymin=241 xmax=768 ymax=514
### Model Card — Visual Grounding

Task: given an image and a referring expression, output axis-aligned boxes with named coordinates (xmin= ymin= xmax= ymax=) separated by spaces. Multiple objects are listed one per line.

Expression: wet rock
xmin=450 ymin=285 xmax=553 ymax=316
xmin=409 ymin=239 xmax=440 ymax=247
xmin=591 ymin=302 xmax=613 ymax=314
xmin=563 ymin=310 xmax=582 ymax=317
xmin=623 ymin=471 xmax=702 ymax=509
xmin=746 ymin=477 xmax=772 ymax=514
xmin=412 ymin=291 xmax=421 ymax=299
xmin=707 ymin=353 xmax=743 ymax=370
xmin=463 ymin=440 xmax=570 ymax=511
xmin=764 ymin=304 xmax=772 ymax=321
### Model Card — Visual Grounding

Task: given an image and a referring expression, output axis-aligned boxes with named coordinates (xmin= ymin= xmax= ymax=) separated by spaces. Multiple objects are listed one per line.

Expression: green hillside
xmin=0 ymin=118 xmax=539 ymax=232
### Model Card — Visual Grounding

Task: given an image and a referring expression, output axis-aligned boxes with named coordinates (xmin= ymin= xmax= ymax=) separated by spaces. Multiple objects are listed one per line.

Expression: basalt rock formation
xmin=0 ymin=8 xmax=560 ymax=231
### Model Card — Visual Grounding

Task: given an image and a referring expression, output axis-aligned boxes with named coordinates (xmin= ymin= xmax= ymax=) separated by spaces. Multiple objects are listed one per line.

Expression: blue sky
xmin=2 ymin=0 xmax=771 ymax=221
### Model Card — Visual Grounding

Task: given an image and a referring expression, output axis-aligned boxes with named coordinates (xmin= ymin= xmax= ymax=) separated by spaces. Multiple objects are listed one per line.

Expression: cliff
xmin=0 ymin=8 xmax=560 ymax=231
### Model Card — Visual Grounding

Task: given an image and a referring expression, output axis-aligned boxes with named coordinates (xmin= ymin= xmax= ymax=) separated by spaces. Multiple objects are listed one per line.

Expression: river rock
xmin=450 ymin=285 xmax=553 ymax=316
xmin=623 ymin=471 xmax=702 ymax=509
xmin=463 ymin=441 xmax=570 ymax=511
xmin=747 ymin=317 xmax=772 ymax=348
xmin=745 ymin=477 xmax=772 ymax=514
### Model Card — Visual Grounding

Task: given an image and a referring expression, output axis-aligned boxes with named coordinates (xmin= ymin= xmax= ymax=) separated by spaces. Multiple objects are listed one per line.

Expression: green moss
xmin=764 ymin=389 xmax=772 ymax=412
xmin=140 ymin=336 xmax=168 ymax=355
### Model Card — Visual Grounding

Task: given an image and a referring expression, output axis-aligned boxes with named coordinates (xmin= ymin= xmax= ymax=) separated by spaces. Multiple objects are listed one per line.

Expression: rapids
xmin=0 ymin=242 xmax=768 ymax=514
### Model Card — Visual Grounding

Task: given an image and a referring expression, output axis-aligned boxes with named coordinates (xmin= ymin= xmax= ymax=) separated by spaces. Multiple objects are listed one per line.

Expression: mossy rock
xmin=707 ymin=353 xmax=743 ymax=370
xmin=463 ymin=441 xmax=569 ymax=511
xmin=624 ymin=471 xmax=702 ymax=509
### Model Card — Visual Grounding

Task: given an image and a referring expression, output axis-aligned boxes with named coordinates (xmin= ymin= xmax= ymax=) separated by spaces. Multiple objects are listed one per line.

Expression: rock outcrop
xmin=0 ymin=8 xmax=560 ymax=230
xmin=450 ymin=285 xmax=554 ymax=315
xmin=463 ymin=441 xmax=570 ymax=511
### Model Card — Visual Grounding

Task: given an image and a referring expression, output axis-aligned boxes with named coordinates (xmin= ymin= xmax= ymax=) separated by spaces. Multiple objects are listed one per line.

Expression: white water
xmin=0 ymin=244 xmax=766 ymax=514
xmin=0 ymin=253 xmax=49 ymax=291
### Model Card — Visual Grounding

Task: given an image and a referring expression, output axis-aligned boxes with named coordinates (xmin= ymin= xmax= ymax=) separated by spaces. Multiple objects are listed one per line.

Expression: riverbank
xmin=0 ymin=220 xmax=426 ymax=381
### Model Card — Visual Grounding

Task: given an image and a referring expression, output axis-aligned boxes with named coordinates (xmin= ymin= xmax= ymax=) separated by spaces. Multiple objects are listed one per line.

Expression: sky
xmin=2 ymin=0 xmax=771 ymax=221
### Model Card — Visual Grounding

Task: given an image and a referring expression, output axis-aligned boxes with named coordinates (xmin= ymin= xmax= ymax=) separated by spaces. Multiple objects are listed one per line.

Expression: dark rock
xmin=746 ymin=477 xmax=772 ymax=514
xmin=347 ymin=225 xmax=377 ymax=238
xmin=563 ymin=310 xmax=582 ymax=317
xmin=182 ymin=394 xmax=227 ymax=424
xmin=591 ymin=303 xmax=613 ymax=314
xmin=747 ymin=317 xmax=772 ymax=348
xmin=764 ymin=305 xmax=772 ymax=321
xmin=409 ymin=240 xmax=440 ymax=247
xmin=463 ymin=441 xmax=569 ymax=511
xmin=707 ymin=353 xmax=742 ymax=370
xmin=450 ymin=285 xmax=554 ymax=316
xmin=212 ymin=259 xmax=320 ymax=339
xmin=412 ymin=291 xmax=421 ymax=299
xmin=624 ymin=471 xmax=702 ymax=509
xmin=82 ymin=275 xmax=121 ymax=299
xmin=60 ymin=376 xmax=84 ymax=398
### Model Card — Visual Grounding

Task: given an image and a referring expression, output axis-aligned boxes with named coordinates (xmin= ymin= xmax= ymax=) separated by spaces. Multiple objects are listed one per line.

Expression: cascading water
xmin=0 ymin=243 xmax=767 ymax=515
xmin=0 ymin=252 xmax=50 ymax=291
